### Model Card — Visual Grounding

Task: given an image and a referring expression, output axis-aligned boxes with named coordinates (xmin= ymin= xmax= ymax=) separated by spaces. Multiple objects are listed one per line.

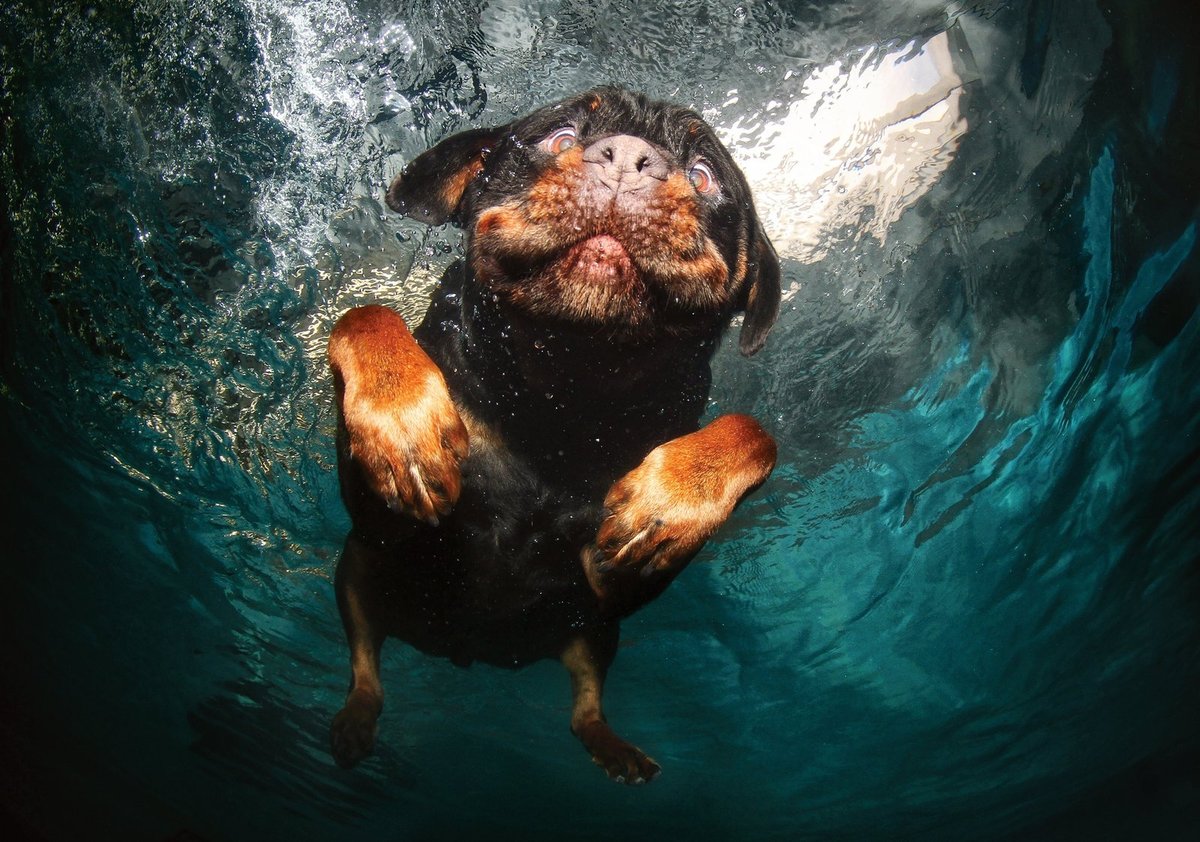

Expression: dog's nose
xmin=583 ymin=135 xmax=670 ymax=194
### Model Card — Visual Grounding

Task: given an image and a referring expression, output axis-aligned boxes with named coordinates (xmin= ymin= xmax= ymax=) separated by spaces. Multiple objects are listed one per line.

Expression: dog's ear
xmin=737 ymin=233 xmax=781 ymax=356
xmin=385 ymin=126 xmax=507 ymax=226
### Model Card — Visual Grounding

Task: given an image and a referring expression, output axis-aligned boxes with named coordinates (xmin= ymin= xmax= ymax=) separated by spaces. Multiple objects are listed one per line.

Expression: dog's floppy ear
xmin=737 ymin=232 xmax=782 ymax=356
xmin=385 ymin=126 xmax=506 ymax=226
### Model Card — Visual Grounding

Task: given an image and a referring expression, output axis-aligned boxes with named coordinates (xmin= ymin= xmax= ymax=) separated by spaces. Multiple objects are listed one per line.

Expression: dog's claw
xmin=575 ymin=719 xmax=661 ymax=785
xmin=584 ymin=416 xmax=776 ymax=612
xmin=342 ymin=393 xmax=467 ymax=525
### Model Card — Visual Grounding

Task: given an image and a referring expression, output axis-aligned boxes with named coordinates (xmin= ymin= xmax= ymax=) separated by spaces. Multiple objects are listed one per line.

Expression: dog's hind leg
xmin=561 ymin=628 xmax=662 ymax=784
xmin=330 ymin=532 xmax=387 ymax=769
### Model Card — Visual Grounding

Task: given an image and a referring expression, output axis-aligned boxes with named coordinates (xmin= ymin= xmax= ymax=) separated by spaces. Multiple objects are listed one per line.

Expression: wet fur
xmin=328 ymin=86 xmax=780 ymax=783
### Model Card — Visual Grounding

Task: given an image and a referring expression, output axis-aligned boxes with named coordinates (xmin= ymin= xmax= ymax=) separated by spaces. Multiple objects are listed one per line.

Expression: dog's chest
xmin=413 ymin=267 xmax=712 ymax=480
xmin=382 ymin=459 xmax=602 ymax=666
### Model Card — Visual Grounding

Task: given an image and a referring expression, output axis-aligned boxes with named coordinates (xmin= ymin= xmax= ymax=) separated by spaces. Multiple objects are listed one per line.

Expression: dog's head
xmin=387 ymin=86 xmax=780 ymax=355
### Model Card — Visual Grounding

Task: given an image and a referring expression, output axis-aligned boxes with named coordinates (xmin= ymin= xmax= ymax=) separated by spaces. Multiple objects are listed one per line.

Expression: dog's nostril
xmin=584 ymin=135 xmax=668 ymax=187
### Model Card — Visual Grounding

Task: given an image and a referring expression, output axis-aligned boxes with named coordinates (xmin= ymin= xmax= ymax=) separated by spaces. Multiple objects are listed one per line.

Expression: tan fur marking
xmin=454 ymin=401 xmax=501 ymax=456
xmin=561 ymin=637 xmax=660 ymax=784
xmin=586 ymin=413 xmax=776 ymax=598
xmin=733 ymin=237 xmax=749 ymax=289
xmin=440 ymin=159 xmax=484 ymax=217
xmin=329 ymin=306 xmax=469 ymax=523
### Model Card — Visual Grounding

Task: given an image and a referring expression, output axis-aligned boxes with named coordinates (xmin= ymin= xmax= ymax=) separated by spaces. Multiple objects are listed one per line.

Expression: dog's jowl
xmin=328 ymin=86 xmax=780 ymax=784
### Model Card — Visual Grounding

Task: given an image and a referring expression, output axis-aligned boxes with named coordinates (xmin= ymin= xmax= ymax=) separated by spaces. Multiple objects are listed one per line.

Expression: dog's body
xmin=328 ymin=86 xmax=780 ymax=783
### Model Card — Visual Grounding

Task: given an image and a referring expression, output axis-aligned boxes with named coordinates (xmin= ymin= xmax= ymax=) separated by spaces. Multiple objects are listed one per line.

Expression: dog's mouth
xmin=477 ymin=230 xmax=649 ymax=329
xmin=468 ymin=155 xmax=733 ymax=331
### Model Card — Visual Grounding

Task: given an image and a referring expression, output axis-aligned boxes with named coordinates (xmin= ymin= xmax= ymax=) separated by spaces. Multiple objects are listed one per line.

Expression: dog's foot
xmin=330 ymin=689 xmax=382 ymax=769
xmin=583 ymin=414 xmax=776 ymax=610
xmin=331 ymin=305 xmax=470 ymax=525
xmin=574 ymin=719 xmax=661 ymax=785
xmin=342 ymin=378 xmax=469 ymax=525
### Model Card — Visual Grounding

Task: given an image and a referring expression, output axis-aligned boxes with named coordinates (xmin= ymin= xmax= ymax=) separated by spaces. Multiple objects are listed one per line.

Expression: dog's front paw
xmin=330 ymin=305 xmax=470 ymax=524
xmin=342 ymin=370 xmax=469 ymax=525
xmin=583 ymin=414 xmax=775 ymax=606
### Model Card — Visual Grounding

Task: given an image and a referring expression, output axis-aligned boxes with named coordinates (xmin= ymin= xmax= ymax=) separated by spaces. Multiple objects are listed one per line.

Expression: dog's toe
xmin=575 ymin=719 xmax=662 ymax=785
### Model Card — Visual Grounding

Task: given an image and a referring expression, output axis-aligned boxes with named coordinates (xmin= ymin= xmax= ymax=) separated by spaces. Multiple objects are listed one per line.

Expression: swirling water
xmin=1 ymin=1 xmax=1197 ymax=839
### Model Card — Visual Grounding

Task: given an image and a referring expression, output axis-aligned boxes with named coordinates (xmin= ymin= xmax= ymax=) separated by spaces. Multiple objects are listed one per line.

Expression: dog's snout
xmin=583 ymin=135 xmax=669 ymax=193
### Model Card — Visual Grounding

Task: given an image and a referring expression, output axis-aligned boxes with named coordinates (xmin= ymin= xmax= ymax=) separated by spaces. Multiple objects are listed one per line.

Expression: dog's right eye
xmin=542 ymin=127 xmax=578 ymax=154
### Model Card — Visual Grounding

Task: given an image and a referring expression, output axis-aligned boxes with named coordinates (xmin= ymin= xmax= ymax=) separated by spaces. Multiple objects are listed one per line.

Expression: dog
xmin=327 ymin=85 xmax=780 ymax=784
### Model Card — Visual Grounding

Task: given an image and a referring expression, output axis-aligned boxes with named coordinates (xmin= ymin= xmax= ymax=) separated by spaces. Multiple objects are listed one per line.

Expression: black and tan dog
xmin=327 ymin=86 xmax=780 ymax=784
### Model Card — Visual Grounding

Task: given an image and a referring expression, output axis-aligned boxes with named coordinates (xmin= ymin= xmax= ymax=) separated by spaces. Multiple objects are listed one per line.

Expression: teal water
xmin=2 ymin=1 xmax=1197 ymax=839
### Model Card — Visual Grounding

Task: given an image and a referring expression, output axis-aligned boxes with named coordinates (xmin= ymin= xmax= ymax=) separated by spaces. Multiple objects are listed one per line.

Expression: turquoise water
xmin=2 ymin=1 xmax=1197 ymax=839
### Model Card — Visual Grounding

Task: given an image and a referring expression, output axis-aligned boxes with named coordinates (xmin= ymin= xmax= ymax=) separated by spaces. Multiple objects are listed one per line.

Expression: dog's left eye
xmin=688 ymin=160 xmax=718 ymax=195
xmin=542 ymin=127 xmax=578 ymax=154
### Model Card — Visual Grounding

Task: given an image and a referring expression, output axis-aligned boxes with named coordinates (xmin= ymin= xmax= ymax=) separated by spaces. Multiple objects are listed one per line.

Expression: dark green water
xmin=2 ymin=1 xmax=1197 ymax=839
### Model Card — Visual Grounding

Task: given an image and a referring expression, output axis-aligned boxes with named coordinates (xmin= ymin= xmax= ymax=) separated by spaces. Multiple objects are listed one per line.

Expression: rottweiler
xmin=328 ymin=85 xmax=780 ymax=784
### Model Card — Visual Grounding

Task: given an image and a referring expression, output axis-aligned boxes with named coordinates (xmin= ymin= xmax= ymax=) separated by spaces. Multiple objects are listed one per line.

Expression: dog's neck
xmin=417 ymin=261 xmax=718 ymax=481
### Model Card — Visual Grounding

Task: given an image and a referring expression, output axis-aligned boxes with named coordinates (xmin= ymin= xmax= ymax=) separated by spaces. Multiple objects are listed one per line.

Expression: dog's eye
xmin=688 ymin=160 xmax=718 ymax=195
xmin=542 ymin=127 xmax=578 ymax=154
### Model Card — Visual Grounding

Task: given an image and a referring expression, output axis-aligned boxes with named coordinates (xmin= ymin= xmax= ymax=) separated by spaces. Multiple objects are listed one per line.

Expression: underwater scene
xmin=2 ymin=0 xmax=1197 ymax=839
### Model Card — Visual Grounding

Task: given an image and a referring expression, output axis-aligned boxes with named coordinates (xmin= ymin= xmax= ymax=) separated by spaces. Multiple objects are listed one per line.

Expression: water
xmin=2 ymin=1 xmax=1197 ymax=839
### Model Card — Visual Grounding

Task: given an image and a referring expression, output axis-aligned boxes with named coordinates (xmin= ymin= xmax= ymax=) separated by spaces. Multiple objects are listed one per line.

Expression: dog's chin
xmin=560 ymin=235 xmax=637 ymax=286
xmin=475 ymin=236 xmax=655 ymax=331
